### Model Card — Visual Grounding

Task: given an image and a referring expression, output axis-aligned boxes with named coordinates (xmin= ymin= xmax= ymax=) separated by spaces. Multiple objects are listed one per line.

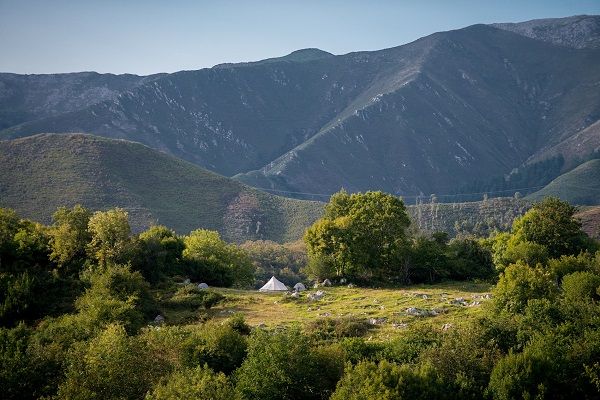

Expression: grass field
xmin=159 ymin=282 xmax=494 ymax=340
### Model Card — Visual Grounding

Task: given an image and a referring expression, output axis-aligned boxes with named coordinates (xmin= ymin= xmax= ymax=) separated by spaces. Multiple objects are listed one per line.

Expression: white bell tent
xmin=259 ymin=276 xmax=288 ymax=292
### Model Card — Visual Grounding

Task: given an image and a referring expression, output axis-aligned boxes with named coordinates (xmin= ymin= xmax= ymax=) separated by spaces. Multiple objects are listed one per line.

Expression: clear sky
xmin=1 ymin=0 xmax=599 ymax=75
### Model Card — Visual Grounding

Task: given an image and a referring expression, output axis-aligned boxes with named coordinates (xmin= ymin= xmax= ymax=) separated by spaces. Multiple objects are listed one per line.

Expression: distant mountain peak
xmin=214 ymin=48 xmax=333 ymax=69
xmin=491 ymin=14 xmax=600 ymax=49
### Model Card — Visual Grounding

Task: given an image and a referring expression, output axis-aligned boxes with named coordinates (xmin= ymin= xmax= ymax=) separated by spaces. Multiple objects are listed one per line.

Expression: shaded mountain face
xmin=492 ymin=15 xmax=600 ymax=49
xmin=0 ymin=133 xmax=323 ymax=243
xmin=1 ymin=16 xmax=599 ymax=198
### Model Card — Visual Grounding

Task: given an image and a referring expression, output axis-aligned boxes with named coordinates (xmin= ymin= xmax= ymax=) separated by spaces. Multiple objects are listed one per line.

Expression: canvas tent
xmin=198 ymin=283 xmax=209 ymax=289
xmin=259 ymin=276 xmax=288 ymax=292
xmin=293 ymin=282 xmax=307 ymax=292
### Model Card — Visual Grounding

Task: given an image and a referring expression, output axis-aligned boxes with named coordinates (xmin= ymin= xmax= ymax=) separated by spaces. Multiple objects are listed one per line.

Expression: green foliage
xmin=331 ymin=360 xmax=448 ymax=400
xmin=512 ymin=197 xmax=590 ymax=259
xmin=135 ymin=225 xmax=184 ymax=282
xmin=305 ymin=317 xmax=371 ymax=341
xmin=240 ymin=240 xmax=307 ymax=286
xmin=76 ymin=264 xmax=156 ymax=333
xmin=446 ymin=238 xmax=495 ymax=280
xmin=492 ymin=262 xmax=557 ymax=314
xmin=234 ymin=328 xmax=343 ymax=400
xmin=305 ymin=190 xmax=410 ymax=280
xmin=181 ymin=321 xmax=247 ymax=374
xmin=55 ymin=324 xmax=170 ymax=400
xmin=87 ymin=208 xmax=133 ymax=268
xmin=561 ymin=271 xmax=600 ymax=303
xmin=49 ymin=205 xmax=92 ymax=273
xmin=183 ymin=229 xmax=254 ymax=288
xmin=146 ymin=365 xmax=237 ymax=400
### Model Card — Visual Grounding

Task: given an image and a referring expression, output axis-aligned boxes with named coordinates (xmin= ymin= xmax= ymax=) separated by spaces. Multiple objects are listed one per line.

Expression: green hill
xmin=528 ymin=159 xmax=600 ymax=205
xmin=0 ymin=133 xmax=323 ymax=242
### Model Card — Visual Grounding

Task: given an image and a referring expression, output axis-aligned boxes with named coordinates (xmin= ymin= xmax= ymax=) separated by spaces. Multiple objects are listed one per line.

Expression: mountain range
xmin=2 ymin=15 xmax=599 ymax=200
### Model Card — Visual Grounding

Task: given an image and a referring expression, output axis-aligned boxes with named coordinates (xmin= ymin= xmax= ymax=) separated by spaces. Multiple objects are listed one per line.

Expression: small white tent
xmin=259 ymin=276 xmax=288 ymax=292
xmin=198 ymin=283 xmax=209 ymax=290
xmin=293 ymin=282 xmax=307 ymax=292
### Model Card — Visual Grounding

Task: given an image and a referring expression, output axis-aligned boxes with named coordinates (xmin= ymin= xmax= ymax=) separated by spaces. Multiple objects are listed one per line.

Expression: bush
xmin=168 ymin=285 xmax=224 ymax=310
xmin=146 ymin=365 xmax=237 ymax=400
xmin=55 ymin=324 xmax=170 ymax=400
xmin=234 ymin=328 xmax=342 ymax=400
xmin=331 ymin=360 xmax=449 ymax=400
xmin=305 ymin=317 xmax=371 ymax=341
xmin=181 ymin=322 xmax=247 ymax=375
xmin=493 ymin=262 xmax=557 ymax=314
xmin=561 ymin=271 xmax=600 ymax=303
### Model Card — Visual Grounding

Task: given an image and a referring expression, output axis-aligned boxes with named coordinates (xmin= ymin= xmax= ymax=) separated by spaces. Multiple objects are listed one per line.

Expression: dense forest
xmin=1 ymin=192 xmax=599 ymax=399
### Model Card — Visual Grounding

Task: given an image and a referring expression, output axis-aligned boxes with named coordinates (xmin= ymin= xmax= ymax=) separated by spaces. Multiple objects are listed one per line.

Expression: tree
xmin=512 ymin=197 xmax=590 ymax=259
xmin=136 ymin=225 xmax=184 ymax=282
xmin=331 ymin=360 xmax=449 ymax=400
xmin=304 ymin=191 xmax=411 ymax=280
xmin=49 ymin=205 xmax=92 ymax=273
xmin=492 ymin=262 xmax=557 ymax=314
xmin=234 ymin=328 xmax=343 ymax=400
xmin=0 ymin=208 xmax=20 ymax=272
xmin=55 ymin=324 xmax=169 ymax=400
xmin=183 ymin=230 xmax=253 ymax=287
xmin=146 ymin=365 xmax=236 ymax=400
xmin=87 ymin=208 xmax=132 ymax=268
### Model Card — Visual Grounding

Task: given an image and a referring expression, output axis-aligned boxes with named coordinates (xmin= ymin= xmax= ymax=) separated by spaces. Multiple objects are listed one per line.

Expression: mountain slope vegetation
xmin=528 ymin=159 xmax=600 ymax=205
xmin=1 ymin=16 xmax=599 ymax=198
xmin=0 ymin=133 xmax=322 ymax=242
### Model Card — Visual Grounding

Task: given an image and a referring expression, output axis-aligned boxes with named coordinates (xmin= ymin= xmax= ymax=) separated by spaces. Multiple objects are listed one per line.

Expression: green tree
xmin=49 ymin=205 xmax=92 ymax=273
xmin=87 ymin=208 xmax=132 ymax=268
xmin=146 ymin=365 xmax=237 ymax=400
xmin=0 ymin=208 xmax=20 ymax=272
xmin=234 ymin=328 xmax=343 ymax=400
xmin=136 ymin=225 xmax=184 ymax=282
xmin=493 ymin=262 xmax=557 ymax=314
xmin=55 ymin=324 xmax=170 ymax=400
xmin=331 ymin=360 xmax=449 ymax=400
xmin=304 ymin=191 xmax=411 ymax=280
xmin=183 ymin=230 xmax=253 ymax=287
xmin=512 ymin=197 xmax=590 ymax=259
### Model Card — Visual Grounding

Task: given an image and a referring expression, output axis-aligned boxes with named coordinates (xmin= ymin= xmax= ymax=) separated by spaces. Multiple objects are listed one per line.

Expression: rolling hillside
xmin=528 ymin=159 xmax=600 ymax=205
xmin=0 ymin=133 xmax=322 ymax=242
xmin=1 ymin=16 xmax=599 ymax=199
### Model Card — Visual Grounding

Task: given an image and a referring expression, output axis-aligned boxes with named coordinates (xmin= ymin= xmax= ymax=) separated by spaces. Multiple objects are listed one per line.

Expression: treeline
xmin=1 ymin=194 xmax=600 ymax=399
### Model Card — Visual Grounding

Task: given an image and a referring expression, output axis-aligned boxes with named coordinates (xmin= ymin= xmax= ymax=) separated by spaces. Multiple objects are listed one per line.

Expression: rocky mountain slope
xmin=1 ymin=16 xmax=599 ymax=199
xmin=0 ymin=133 xmax=322 ymax=242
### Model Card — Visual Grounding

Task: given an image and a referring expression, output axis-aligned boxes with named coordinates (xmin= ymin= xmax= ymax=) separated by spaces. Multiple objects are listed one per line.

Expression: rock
xmin=406 ymin=307 xmax=436 ymax=317
xmin=183 ymin=278 xmax=190 ymax=285
xmin=154 ymin=314 xmax=165 ymax=324
xmin=450 ymin=298 xmax=467 ymax=306
xmin=442 ymin=323 xmax=453 ymax=331
xmin=340 ymin=278 xmax=347 ymax=284
xmin=392 ymin=322 xmax=408 ymax=329
xmin=347 ymin=283 xmax=356 ymax=288
xmin=322 ymin=279 xmax=332 ymax=287
xmin=369 ymin=317 xmax=387 ymax=325
xmin=290 ymin=292 xmax=300 ymax=298
xmin=422 ymin=294 xmax=429 ymax=299
xmin=468 ymin=301 xmax=481 ymax=307
xmin=320 ymin=312 xmax=332 ymax=317
xmin=308 ymin=290 xmax=326 ymax=301
xmin=483 ymin=293 xmax=493 ymax=299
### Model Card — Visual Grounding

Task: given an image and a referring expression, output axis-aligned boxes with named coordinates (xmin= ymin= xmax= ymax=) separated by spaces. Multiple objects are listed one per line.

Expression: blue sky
xmin=1 ymin=0 xmax=599 ymax=75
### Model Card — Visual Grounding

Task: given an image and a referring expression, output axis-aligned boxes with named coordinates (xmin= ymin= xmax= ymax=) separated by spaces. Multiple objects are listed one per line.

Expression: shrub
xmin=146 ymin=365 xmax=237 ymax=400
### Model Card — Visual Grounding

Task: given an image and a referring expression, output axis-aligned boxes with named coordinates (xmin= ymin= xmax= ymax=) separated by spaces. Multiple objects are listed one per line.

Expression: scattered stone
xmin=422 ymin=294 xmax=429 ymax=299
xmin=153 ymin=314 xmax=165 ymax=324
xmin=392 ymin=322 xmax=408 ymax=329
xmin=322 ymin=279 xmax=332 ymax=287
xmin=183 ymin=278 xmax=191 ymax=285
xmin=320 ymin=312 xmax=332 ymax=317
xmin=468 ymin=301 xmax=481 ymax=307
xmin=369 ymin=317 xmax=387 ymax=325
xmin=483 ymin=293 xmax=493 ymax=299
xmin=347 ymin=283 xmax=356 ymax=288
xmin=290 ymin=292 xmax=300 ymax=298
xmin=406 ymin=307 xmax=437 ymax=317
xmin=308 ymin=290 xmax=326 ymax=301
xmin=449 ymin=298 xmax=468 ymax=306
xmin=340 ymin=278 xmax=347 ymax=284
xmin=442 ymin=323 xmax=453 ymax=331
